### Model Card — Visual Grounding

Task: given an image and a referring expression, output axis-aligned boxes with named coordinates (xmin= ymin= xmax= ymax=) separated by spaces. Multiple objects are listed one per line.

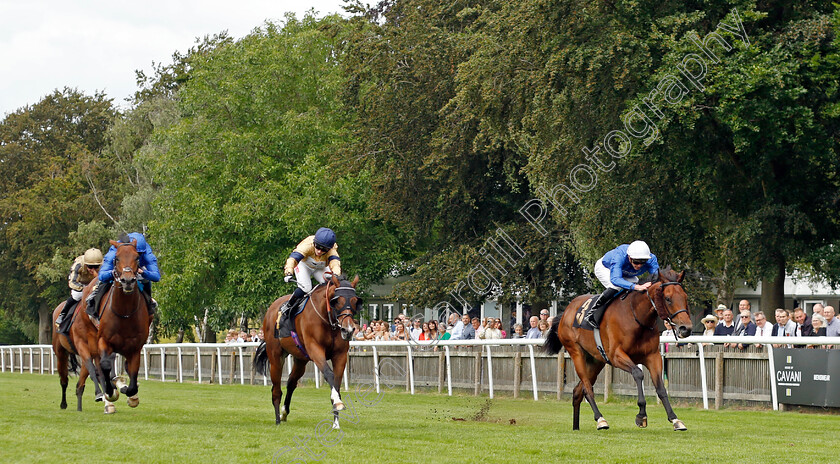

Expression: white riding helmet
xmin=83 ymin=248 xmax=104 ymax=266
xmin=627 ymin=240 xmax=651 ymax=260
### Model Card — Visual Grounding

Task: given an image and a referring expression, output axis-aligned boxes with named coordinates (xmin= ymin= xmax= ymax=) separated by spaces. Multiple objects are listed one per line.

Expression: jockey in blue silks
xmin=86 ymin=232 xmax=161 ymax=322
xmin=583 ymin=240 xmax=660 ymax=328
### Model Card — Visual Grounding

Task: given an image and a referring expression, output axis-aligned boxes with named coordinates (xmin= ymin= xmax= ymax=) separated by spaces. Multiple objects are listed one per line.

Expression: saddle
xmin=275 ymin=296 xmax=310 ymax=339
xmin=57 ymin=301 xmax=79 ymax=336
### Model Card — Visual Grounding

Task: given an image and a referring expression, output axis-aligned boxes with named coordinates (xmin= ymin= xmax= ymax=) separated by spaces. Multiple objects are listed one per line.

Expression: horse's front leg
xmin=98 ymin=347 xmax=119 ymax=402
xmin=645 ymin=352 xmax=686 ymax=431
xmin=121 ymin=351 xmax=142 ymax=407
xmin=308 ymin=348 xmax=343 ymax=413
xmin=612 ymin=349 xmax=648 ymax=427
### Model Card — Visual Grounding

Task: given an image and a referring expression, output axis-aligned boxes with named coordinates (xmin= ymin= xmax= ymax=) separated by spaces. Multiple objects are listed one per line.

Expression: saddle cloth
xmin=572 ymin=295 xmax=600 ymax=331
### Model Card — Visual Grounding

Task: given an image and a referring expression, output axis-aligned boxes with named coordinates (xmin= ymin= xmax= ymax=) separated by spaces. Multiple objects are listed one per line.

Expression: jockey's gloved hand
xmin=284 ymin=275 xmax=294 ymax=283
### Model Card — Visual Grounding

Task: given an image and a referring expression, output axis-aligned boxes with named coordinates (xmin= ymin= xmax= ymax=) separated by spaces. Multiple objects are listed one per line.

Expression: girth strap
xmin=593 ymin=328 xmax=611 ymax=365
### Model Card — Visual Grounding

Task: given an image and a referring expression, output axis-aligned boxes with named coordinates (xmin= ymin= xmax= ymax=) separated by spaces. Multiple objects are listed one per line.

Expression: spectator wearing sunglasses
xmin=583 ymin=240 xmax=660 ymax=328
xmin=280 ymin=228 xmax=342 ymax=318
xmin=731 ymin=310 xmax=756 ymax=349
xmin=55 ymin=248 xmax=104 ymax=332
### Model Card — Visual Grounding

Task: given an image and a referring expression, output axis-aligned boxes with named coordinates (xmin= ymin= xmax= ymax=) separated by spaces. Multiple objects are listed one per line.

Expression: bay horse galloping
xmin=52 ymin=300 xmax=96 ymax=411
xmin=255 ymin=275 xmax=360 ymax=429
xmin=545 ymin=269 xmax=692 ymax=431
xmin=95 ymin=238 xmax=152 ymax=413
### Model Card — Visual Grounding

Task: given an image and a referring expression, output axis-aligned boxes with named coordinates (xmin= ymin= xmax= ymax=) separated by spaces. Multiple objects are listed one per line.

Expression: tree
xmin=0 ymin=89 xmax=116 ymax=342
xmin=148 ymin=13 xmax=411 ymax=339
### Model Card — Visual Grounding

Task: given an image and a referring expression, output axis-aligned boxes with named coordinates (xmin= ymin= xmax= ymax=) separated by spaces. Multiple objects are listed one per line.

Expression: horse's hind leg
xmin=568 ymin=346 xmax=607 ymax=430
xmin=76 ymin=365 xmax=89 ymax=412
xmin=283 ymin=358 xmax=308 ymax=423
xmin=56 ymin=348 xmax=69 ymax=409
xmin=571 ymin=381 xmax=584 ymax=431
xmin=269 ymin=351 xmax=287 ymax=424
xmin=645 ymin=352 xmax=686 ymax=431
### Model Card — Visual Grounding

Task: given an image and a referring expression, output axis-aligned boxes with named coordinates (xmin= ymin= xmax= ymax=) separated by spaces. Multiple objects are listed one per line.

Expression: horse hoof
xmin=596 ymin=417 xmax=609 ymax=430
xmin=127 ymin=396 xmax=139 ymax=408
xmin=104 ymin=403 xmax=116 ymax=414
xmin=672 ymin=419 xmax=687 ymax=431
xmin=333 ymin=401 xmax=345 ymax=412
xmin=60 ymin=402 xmax=67 ymax=410
xmin=95 ymin=393 xmax=104 ymax=402
xmin=106 ymin=391 xmax=120 ymax=403
xmin=636 ymin=416 xmax=647 ymax=428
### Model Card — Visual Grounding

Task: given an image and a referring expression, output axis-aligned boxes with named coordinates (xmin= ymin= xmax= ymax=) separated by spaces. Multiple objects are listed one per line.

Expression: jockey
xmin=583 ymin=240 xmax=660 ymax=328
xmin=279 ymin=227 xmax=342 ymax=318
xmin=54 ymin=248 xmax=103 ymax=331
xmin=86 ymin=232 xmax=161 ymax=322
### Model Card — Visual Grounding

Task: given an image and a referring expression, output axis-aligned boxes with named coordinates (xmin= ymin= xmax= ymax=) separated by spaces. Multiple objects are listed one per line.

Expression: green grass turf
xmin=0 ymin=372 xmax=835 ymax=464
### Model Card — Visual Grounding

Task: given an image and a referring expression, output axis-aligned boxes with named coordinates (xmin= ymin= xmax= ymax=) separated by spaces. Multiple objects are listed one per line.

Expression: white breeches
xmin=594 ymin=259 xmax=637 ymax=290
xmin=294 ymin=261 xmax=328 ymax=292
xmin=71 ymin=290 xmax=84 ymax=301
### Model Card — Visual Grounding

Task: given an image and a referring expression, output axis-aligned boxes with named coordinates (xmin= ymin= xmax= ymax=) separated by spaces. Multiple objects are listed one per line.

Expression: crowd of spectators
xmin=354 ymin=311 xmax=555 ymax=343
xmin=697 ymin=300 xmax=839 ymax=350
xmin=224 ymin=328 xmax=263 ymax=343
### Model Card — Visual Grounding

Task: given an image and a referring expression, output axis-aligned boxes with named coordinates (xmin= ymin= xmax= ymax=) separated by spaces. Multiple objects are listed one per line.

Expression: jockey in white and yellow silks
xmin=279 ymin=227 xmax=342 ymax=316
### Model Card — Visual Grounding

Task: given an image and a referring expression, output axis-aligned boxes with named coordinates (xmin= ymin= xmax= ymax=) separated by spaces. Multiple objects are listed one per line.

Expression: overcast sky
xmin=0 ymin=0 xmax=348 ymax=117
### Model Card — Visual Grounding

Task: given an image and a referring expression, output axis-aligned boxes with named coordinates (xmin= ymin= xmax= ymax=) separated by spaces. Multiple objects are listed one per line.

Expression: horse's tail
xmin=253 ymin=340 xmax=269 ymax=377
xmin=68 ymin=354 xmax=81 ymax=376
xmin=543 ymin=315 xmax=564 ymax=355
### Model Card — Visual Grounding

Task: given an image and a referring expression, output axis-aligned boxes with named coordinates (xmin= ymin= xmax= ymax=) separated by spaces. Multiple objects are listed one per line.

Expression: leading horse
xmin=545 ymin=269 xmax=692 ymax=431
xmin=255 ymin=275 xmax=360 ymax=429
xmin=95 ymin=238 xmax=152 ymax=413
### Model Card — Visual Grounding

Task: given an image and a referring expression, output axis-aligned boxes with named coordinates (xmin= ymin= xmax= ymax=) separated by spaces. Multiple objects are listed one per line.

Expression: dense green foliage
xmin=2 ymin=3 xmax=840 ymax=342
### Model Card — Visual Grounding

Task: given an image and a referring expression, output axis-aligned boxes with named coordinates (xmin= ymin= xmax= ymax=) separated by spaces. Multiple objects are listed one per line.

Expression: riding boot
xmin=584 ymin=287 xmax=620 ymax=328
xmin=276 ymin=288 xmax=305 ymax=337
xmin=141 ymin=282 xmax=157 ymax=317
xmin=55 ymin=295 xmax=77 ymax=328
xmin=86 ymin=281 xmax=108 ymax=322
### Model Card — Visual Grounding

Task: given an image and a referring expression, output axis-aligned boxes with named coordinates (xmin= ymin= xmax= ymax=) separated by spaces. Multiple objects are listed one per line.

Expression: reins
xmin=643 ymin=281 xmax=689 ymax=339
xmin=304 ymin=279 xmax=357 ymax=332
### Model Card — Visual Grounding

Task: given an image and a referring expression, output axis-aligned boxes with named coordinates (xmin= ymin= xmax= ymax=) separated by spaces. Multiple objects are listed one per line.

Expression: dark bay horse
xmin=52 ymin=300 xmax=96 ymax=411
xmin=545 ymin=269 xmax=692 ymax=431
xmin=255 ymin=275 xmax=360 ymax=429
xmin=94 ymin=238 xmax=152 ymax=413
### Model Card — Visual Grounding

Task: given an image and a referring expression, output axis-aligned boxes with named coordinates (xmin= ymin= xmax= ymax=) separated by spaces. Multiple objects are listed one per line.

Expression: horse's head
xmin=109 ymin=238 xmax=140 ymax=294
xmin=649 ymin=269 xmax=692 ymax=338
xmin=328 ymin=275 xmax=362 ymax=341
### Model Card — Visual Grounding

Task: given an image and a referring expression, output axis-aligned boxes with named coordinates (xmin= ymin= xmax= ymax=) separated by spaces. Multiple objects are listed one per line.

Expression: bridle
xmin=643 ymin=281 xmax=690 ymax=333
xmin=106 ymin=242 xmax=144 ymax=319
xmin=307 ymin=279 xmax=359 ymax=332
xmin=112 ymin=242 xmax=140 ymax=293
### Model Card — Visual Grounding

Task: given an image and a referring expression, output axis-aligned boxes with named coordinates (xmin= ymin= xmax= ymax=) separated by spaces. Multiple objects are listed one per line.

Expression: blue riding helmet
xmin=313 ymin=228 xmax=336 ymax=249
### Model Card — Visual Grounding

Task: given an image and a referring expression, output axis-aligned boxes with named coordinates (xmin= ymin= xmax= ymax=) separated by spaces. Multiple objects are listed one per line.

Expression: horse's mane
xmin=657 ymin=267 xmax=680 ymax=283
